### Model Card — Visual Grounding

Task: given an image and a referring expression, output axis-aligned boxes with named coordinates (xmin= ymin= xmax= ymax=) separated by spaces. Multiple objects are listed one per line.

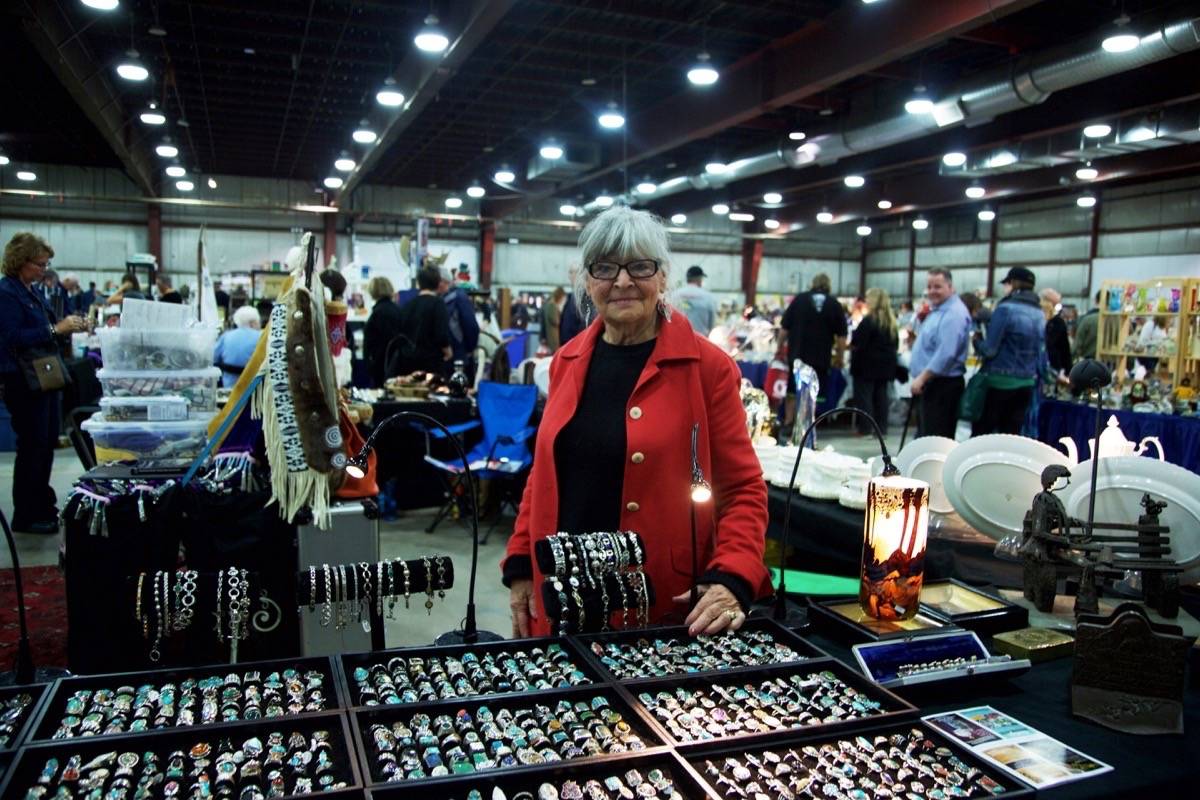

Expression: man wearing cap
xmin=971 ymin=266 xmax=1058 ymax=436
xmin=909 ymin=268 xmax=971 ymax=438
xmin=673 ymin=265 xmax=717 ymax=337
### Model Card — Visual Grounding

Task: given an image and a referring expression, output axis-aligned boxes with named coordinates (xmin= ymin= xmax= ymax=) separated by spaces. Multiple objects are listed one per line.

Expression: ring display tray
xmin=809 ymin=596 xmax=954 ymax=643
xmin=0 ymin=683 xmax=51 ymax=753
xmin=624 ymin=659 xmax=916 ymax=749
xmin=918 ymin=579 xmax=1029 ymax=636
xmin=26 ymin=655 xmax=346 ymax=744
xmin=572 ymin=617 xmax=828 ymax=683
xmin=682 ymin=719 xmax=1035 ymax=799
xmin=338 ymin=636 xmax=603 ymax=708
xmin=0 ymin=710 xmax=363 ymax=800
xmin=364 ymin=749 xmax=711 ymax=800
xmin=350 ymin=686 xmax=663 ymax=786
xmin=852 ymin=630 xmax=1032 ymax=692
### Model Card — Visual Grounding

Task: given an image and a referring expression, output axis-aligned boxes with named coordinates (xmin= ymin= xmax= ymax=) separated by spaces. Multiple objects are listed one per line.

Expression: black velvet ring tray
xmin=0 ymin=683 xmax=51 ymax=753
xmin=808 ymin=595 xmax=957 ymax=643
xmin=349 ymin=686 xmax=663 ymax=786
xmin=623 ymin=659 xmax=917 ymax=749
xmin=26 ymin=655 xmax=346 ymax=744
xmin=363 ymin=749 xmax=712 ymax=799
xmin=573 ymin=617 xmax=829 ymax=683
xmin=682 ymin=718 xmax=1034 ymax=799
xmin=338 ymin=636 xmax=604 ymax=708
xmin=0 ymin=710 xmax=364 ymax=800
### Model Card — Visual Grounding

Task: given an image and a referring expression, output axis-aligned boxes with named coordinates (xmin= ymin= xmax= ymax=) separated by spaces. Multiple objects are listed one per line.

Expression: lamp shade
xmin=859 ymin=475 xmax=930 ymax=620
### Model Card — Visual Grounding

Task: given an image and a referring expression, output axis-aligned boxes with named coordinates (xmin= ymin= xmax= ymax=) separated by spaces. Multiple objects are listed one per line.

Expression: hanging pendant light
xmin=375 ymin=77 xmax=405 ymax=107
xmin=116 ymin=49 xmax=149 ymax=81
xmin=139 ymin=102 xmax=166 ymax=125
xmin=904 ymin=84 xmax=933 ymax=115
xmin=1102 ymin=14 xmax=1139 ymax=53
xmin=414 ymin=14 xmax=449 ymax=53
xmin=686 ymin=52 xmax=719 ymax=86
xmin=597 ymin=102 xmax=625 ymax=130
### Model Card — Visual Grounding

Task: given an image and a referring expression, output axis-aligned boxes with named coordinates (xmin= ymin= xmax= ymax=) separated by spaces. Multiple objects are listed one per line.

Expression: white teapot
xmin=1058 ymin=415 xmax=1164 ymax=464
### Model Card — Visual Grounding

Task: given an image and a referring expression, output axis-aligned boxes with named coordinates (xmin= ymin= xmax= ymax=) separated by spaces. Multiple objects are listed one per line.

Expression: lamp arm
xmin=0 ymin=509 xmax=35 ymax=683
xmin=354 ymin=410 xmax=481 ymax=643
xmin=774 ymin=407 xmax=898 ymax=621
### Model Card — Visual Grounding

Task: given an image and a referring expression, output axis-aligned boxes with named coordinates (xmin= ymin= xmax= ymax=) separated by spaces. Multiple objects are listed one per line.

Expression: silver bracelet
xmin=308 ymin=566 xmax=317 ymax=613
xmin=321 ymin=565 xmax=333 ymax=627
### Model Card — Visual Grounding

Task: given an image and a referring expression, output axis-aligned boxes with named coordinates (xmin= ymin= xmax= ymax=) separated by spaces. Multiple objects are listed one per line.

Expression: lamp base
xmin=752 ymin=599 xmax=810 ymax=631
xmin=435 ymin=628 xmax=506 ymax=646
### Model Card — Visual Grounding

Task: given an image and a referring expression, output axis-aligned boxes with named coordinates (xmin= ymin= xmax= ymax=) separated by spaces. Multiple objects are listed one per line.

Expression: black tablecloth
xmin=805 ymin=626 xmax=1198 ymax=798
xmin=767 ymin=485 xmax=1022 ymax=587
xmin=1038 ymin=397 xmax=1200 ymax=473
xmin=368 ymin=397 xmax=479 ymax=510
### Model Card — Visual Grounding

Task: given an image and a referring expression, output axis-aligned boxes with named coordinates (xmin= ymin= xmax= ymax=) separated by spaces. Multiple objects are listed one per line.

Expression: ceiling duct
xmin=642 ymin=15 xmax=1200 ymax=206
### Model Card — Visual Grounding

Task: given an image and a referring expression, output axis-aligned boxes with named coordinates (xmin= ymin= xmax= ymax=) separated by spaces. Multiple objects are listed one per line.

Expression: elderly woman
xmin=364 ymin=276 xmax=403 ymax=388
xmin=503 ymin=206 xmax=769 ymax=638
xmin=214 ymin=305 xmax=263 ymax=387
xmin=1 ymin=233 xmax=87 ymax=534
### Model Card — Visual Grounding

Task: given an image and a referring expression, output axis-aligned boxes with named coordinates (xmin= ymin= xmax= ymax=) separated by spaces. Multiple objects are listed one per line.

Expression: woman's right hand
xmin=509 ymin=578 xmax=536 ymax=639
xmin=53 ymin=316 xmax=85 ymax=335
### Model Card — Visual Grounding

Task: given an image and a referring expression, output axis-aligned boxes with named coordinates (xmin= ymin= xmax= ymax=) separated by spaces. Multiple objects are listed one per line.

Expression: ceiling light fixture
xmin=376 ymin=77 xmax=405 ymax=107
xmin=942 ymin=151 xmax=967 ymax=167
xmin=597 ymin=102 xmax=625 ymax=130
xmin=763 ymin=192 xmax=782 ymax=204
xmin=670 ymin=213 xmax=687 ymax=225
xmin=539 ymin=141 xmax=564 ymax=160
xmin=323 ymin=176 xmax=344 ymax=189
xmin=912 ymin=217 xmax=930 ymax=230
xmin=176 ymin=180 xmax=194 ymax=192
xmin=729 ymin=211 xmax=755 ymax=222
xmin=965 ymin=184 xmax=986 ymax=199
xmin=559 ymin=204 xmax=577 ymax=216
xmin=0 ymin=155 xmax=10 ymax=165
xmin=1075 ymin=163 xmax=1099 ymax=181
xmin=788 ymin=131 xmax=806 ymax=142
xmin=16 ymin=170 xmax=36 ymax=182
xmin=764 ymin=219 xmax=780 ymax=230
xmin=987 ymin=150 xmax=1018 ymax=168
xmin=165 ymin=165 xmax=186 ymax=178
xmin=155 ymin=141 xmax=178 ymax=158
xmin=414 ymin=14 xmax=450 ymax=53
xmin=1077 ymin=194 xmax=1097 ymax=208
xmin=81 ymin=0 xmax=120 ymax=10
xmin=686 ymin=52 xmax=719 ymax=86
xmin=711 ymin=203 xmax=730 ymax=215
xmin=352 ymin=122 xmax=378 ymax=144
xmin=844 ymin=175 xmax=865 ymax=188
xmin=493 ymin=167 xmax=515 ymax=183
xmin=978 ymin=209 xmax=996 ymax=222
xmin=856 ymin=224 xmax=872 ymax=236
xmin=904 ymin=84 xmax=933 ymax=115
xmin=816 ymin=210 xmax=834 ymax=224
xmin=207 ymin=177 xmax=217 ymax=189
xmin=334 ymin=154 xmax=356 ymax=172
xmin=466 ymin=184 xmax=486 ymax=198
xmin=595 ymin=194 xmax=614 ymax=208
xmin=140 ymin=102 xmax=165 ymax=125
xmin=704 ymin=161 xmax=727 ymax=175
xmin=1125 ymin=121 xmax=1157 ymax=143
xmin=115 ymin=50 xmax=149 ymax=81
xmin=1083 ymin=123 xmax=1112 ymax=139
xmin=1102 ymin=14 xmax=1140 ymax=53
xmin=635 ymin=181 xmax=657 ymax=195
xmin=877 ymin=199 xmax=892 ymax=210
xmin=445 ymin=196 xmax=463 ymax=209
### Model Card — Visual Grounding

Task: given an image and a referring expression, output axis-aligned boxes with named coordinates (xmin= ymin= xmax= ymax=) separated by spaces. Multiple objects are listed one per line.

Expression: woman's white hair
xmin=573 ymin=205 xmax=673 ymax=318
xmin=232 ymin=304 xmax=261 ymax=329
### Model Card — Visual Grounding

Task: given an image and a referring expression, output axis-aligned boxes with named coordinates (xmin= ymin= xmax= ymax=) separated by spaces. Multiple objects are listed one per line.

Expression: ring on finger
xmin=723 ymin=608 xmax=738 ymax=622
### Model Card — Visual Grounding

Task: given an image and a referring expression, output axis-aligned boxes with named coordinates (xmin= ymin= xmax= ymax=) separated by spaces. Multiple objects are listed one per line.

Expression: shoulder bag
xmin=12 ymin=289 xmax=71 ymax=393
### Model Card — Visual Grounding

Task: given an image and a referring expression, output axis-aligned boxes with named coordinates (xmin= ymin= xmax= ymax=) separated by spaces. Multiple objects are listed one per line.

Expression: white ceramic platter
xmin=895 ymin=436 xmax=958 ymax=514
xmin=942 ymin=434 xmax=1071 ymax=540
xmin=1064 ymin=457 xmax=1200 ymax=577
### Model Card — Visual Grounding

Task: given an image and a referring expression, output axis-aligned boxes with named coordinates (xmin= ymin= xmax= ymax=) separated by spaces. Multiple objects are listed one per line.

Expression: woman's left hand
xmin=673 ymin=583 xmax=745 ymax=637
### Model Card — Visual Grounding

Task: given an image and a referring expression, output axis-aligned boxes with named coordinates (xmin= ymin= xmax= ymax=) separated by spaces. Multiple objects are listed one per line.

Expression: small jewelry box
xmin=852 ymin=630 xmax=1031 ymax=689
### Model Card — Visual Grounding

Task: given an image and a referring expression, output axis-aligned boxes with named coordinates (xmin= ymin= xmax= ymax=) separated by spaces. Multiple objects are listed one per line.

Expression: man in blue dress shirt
xmin=909 ymin=268 xmax=972 ymax=438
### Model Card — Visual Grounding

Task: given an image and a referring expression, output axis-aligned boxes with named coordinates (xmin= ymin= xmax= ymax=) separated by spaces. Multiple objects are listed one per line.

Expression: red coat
xmin=503 ymin=311 xmax=770 ymax=637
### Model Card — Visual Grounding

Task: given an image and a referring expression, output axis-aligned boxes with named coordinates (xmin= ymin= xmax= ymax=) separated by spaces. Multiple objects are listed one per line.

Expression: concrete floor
xmin=0 ymin=426 xmax=906 ymax=648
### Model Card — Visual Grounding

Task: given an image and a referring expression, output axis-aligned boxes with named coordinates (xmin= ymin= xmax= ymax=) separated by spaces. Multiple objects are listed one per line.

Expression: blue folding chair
xmin=422 ymin=381 xmax=537 ymax=542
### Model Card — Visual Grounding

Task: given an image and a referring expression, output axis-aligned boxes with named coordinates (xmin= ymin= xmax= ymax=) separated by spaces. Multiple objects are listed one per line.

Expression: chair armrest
xmin=497 ymin=425 xmax=536 ymax=445
xmin=417 ymin=419 xmax=481 ymax=438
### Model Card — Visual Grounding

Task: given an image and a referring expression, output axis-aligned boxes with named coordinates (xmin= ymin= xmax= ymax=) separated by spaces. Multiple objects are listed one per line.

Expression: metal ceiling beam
xmin=488 ymin=0 xmax=1040 ymax=219
xmin=19 ymin=0 xmax=156 ymax=195
xmin=334 ymin=0 xmax=519 ymax=200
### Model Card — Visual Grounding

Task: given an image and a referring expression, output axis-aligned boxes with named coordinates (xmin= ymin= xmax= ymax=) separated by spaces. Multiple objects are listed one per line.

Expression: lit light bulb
xmin=670 ymin=213 xmax=687 ymax=225
xmin=539 ymin=142 xmax=564 ymax=159
xmin=334 ymin=157 xmax=356 ymax=172
xmin=559 ymin=204 xmax=577 ymax=216
xmin=787 ymin=131 xmax=806 ymax=141
xmin=207 ymin=178 xmax=217 ymax=189
xmin=728 ymin=212 xmax=754 ymax=222
xmin=686 ymin=52 xmax=719 ymax=86
xmin=1075 ymin=165 xmax=1098 ymax=181
xmin=176 ymin=180 xmax=194 ymax=191
xmin=466 ymin=185 xmax=486 ymax=198
xmin=595 ymin=195 xmax=614 ymax=208
xmin=965 ymin=185 xmax=986 ymax=199
xmin=115 ymin=51 xmax=149 ymax=81
xmin=140 ymin=107 xmax=166 ymax=125
xmin=16 ymin=170 xmax=36 ymax=182
xmin=82 ymin=0 xmax=120 ymax=9
xmin=942 ymin=152 xmax=967 ymax=167
xmin=877 ymin=199 xmax=893 ymax=210
xmin=1077 ymin=195 xmax=1097 ymax=208
xmin=155 ymin=143 xmax=178 ymax=158
xmin=493 ymin=169 xmax=516 ymax=183
xmin=635 ymin=181 xmax=657 ymax=195
xmin=353 ymin=126 xmax=378 ymax=144
xmin=711 ymin=203 xmax=730 ymax=215
xmin=445 ymin=196 xmax=463 ymax=209
xmin=856 ymin=224 xmax=872 ymax=236
xmin=912 ymin=218 xmax=929 ymax=230
xmin=323 ymin=176 xmax=344 ymax=189
xmin=705 ymin=162 xmax=727 ymax=175
xmin=978 ymin=209 xmax=996 ymax=222
xmin=376 ymin=77 xmax=405 ymax=107
xmin=1102 ymin=33 xmax=1139 ymax=53
xmin=816 ymin=211 xmax=834 ymax=224
xmin=414 ymin=15 xmax=449 ymax=53
xmin=598 ymin=103 xmax=625 ymax=129
xmin=165 ymin=165 xmax=186 ymax=177
xmin=1083 ymin=123 xmax=1112 ymax=139
xmin=763 ymin=192 xmax=782 ymax=204
xmin=764 ymin=219 xmax=780 ymax=230
xmin=844 ymin=175 xmax=865 ymax=188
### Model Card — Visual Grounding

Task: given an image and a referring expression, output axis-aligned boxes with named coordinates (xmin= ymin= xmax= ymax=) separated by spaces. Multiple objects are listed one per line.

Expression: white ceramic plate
xmin=894 ymin=436 xmax=958 ymax=514
xmin=1064 ymin=457 xmax=1200 ymax=577
xmin=942 ymin=434 xmax=1071 ymax=541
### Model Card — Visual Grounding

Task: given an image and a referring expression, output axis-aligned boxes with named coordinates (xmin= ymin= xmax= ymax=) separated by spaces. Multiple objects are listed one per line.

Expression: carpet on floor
xmin=0 ymin=565 xmax=68 ymax=671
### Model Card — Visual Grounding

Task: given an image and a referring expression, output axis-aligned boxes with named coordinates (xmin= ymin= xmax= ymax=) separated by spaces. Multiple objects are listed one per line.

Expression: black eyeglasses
xmin=586 ymin=259 xmax=660 ymax=281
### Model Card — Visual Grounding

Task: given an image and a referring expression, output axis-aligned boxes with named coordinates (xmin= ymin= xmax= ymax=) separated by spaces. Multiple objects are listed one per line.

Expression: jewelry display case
xmin=809 ymin=596 xmax=953 ymax=643
xmin=852 ymin=630 xmax=1032 ymax=691
xmin=917 ymin=579 xmax=1029 ymax=636
xmin=0 ymin=683 xmax=50 ymax=753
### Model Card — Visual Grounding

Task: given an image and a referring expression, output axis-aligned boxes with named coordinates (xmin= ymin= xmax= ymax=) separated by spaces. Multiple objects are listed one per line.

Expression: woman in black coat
xmin=850 ymin=287 xmax=899 ymax=435
xmin=364 ymin=276 xmax=403 ymax=388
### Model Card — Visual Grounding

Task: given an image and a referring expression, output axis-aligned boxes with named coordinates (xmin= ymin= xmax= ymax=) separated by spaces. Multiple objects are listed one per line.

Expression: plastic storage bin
xmin=99 ymin=395 xmax=190 ymax=422
xmin=81 ymin=413 xmax=212 ymax=462
xmin=98 ymin=327 xmax=218 ymax=371
xmin=96 ymin=367 xmax=220 ymax=412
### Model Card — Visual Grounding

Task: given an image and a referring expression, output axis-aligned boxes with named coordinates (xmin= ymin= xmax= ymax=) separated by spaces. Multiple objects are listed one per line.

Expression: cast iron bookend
xmin=1071 ymin=602 xmax=1190 ymax=735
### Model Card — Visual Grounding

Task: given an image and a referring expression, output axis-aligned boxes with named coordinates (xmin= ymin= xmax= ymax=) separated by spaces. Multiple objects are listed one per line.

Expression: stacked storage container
xmin=84 ymin=327 xmax=221 ymax=462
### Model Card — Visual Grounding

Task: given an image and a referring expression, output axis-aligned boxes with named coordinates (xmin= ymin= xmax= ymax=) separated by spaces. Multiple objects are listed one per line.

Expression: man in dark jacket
xmin=438 ymin=269 xmax=480 ymax=375
xmin=1041 ymin=288 xmax=1071 ymax=374
xmin=780 ymin=272 xmax=847 ymax=424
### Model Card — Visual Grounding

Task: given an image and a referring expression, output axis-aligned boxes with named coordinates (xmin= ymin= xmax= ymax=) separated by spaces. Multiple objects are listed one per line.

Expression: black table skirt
xmin=368 ymin=398 xmax=479 ymax=510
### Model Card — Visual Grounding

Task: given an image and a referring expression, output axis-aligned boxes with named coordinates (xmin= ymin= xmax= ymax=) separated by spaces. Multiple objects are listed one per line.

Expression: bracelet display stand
xmin=535 ymin=531 xmax=654 ymax=634
xmin=294 ymin=556 xmax=455 ymax=630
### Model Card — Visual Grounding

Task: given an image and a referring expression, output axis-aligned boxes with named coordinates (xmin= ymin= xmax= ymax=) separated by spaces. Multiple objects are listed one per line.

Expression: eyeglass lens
xmin=589 ymin=259 xmax=658 ymax=280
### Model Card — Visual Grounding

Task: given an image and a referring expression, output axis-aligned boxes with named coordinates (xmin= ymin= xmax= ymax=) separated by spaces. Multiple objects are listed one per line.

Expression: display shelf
xmin=917 ymin=579 xmax=1029 ymax=636
xmin=1096 ymin=277 xmax=1191 ymax=390
xmin=363 ymin=749 xmax=711 ymax=799
xmin=350 ymin=686 xmax=663 ymax=786
xmin=26 ymin=655 xmax=345 ymax=744
xmin=624 ymin=659 xmax=916 ymax=750
xmin=338 ymin=636 xmax=603 ymax=708
xmin=571 ymin=617 xmax=828 ymax=683
xmin=682 ymin=719 xmax=1034 ymax=799
xmin=808 ymin=595 xmax=958 ymax=643
xmin=0 ymin=683 xmax=51 ymax=753
xmin=0 ymin=710 xmax=363 ymax=800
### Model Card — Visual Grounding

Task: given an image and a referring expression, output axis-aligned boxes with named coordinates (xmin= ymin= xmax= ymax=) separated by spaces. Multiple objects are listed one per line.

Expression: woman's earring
xmin=656 ymin=295 xmax=668 ymax=317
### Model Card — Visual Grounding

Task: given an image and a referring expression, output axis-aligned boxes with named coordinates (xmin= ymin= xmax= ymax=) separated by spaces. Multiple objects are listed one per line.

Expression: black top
xmin=393 ymin=293 xmax=452 ymax=376
xmin=1045 ymin=315 xmax=1071 ymax=373
xmin=364 ymin=297 xmax=403 ymax=388
xmin=849 ymin=315 xmax=898 ymax=381
xmin=554 ymin=337 xmax=656 ymax=534
xmin=782 ymin=290 xmax=847 ymax=374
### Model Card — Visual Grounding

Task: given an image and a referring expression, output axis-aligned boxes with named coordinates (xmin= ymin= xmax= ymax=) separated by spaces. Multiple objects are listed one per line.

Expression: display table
xmin=738 ymin=360 xmax=846 ymax=415
xmin=368 ymin=396 xmax=479 ymax=511
xmin=1037 ymin=397 xmax=1200 ymax=473
xmin=766 ymin=485 xmax=1021 ymax=587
